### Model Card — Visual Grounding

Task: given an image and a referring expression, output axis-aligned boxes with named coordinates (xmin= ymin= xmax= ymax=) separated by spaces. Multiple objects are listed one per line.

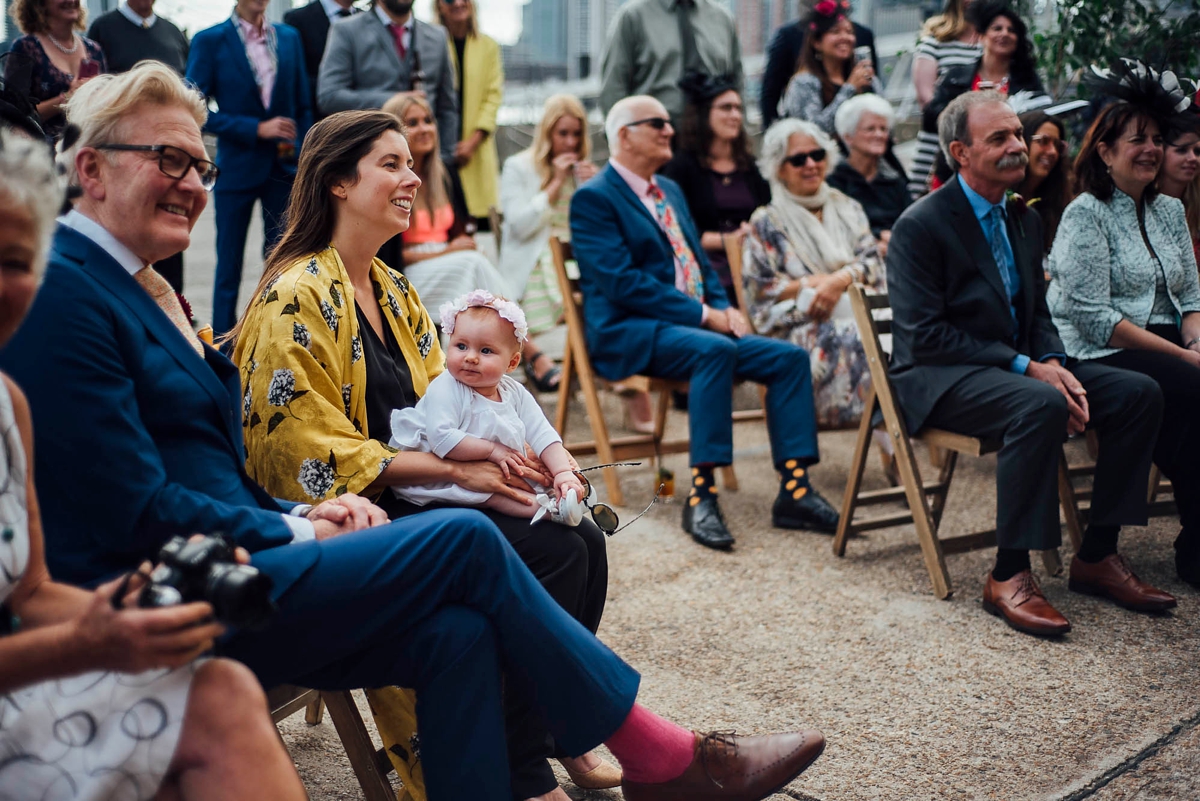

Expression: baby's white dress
xmin=389 ymin=372 xmax=562 ymax=505
xmin=0 ymin=379 xmax=197 ymax=801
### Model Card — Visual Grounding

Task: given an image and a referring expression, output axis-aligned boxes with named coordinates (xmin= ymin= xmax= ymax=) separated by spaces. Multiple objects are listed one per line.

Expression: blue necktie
xmin=988 ymin=205 xmax=1020 ymax=340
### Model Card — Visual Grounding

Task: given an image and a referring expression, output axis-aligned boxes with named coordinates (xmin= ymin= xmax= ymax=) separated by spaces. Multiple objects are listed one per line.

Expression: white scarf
xmin=767 ymin=179 xmax=870 ymax=276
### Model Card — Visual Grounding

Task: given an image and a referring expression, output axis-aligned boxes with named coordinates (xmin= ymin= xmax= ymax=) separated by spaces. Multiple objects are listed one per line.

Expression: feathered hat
xmin=1083 ymin=58 xmax=1197 ymax=128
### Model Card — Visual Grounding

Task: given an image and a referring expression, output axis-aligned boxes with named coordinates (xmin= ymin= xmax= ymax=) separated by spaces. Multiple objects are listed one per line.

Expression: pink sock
xmin=603 ymin=704 xmax=696 ymax=784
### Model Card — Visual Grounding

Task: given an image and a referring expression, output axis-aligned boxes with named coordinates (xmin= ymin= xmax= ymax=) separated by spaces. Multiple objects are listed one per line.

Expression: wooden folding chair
xmin=268 ymin=685 xmax=406 ymax=801
xmin=833 ymin=286 xmax=1080 ymax=599
xmin=550 ymin=236 xmax=737 ymax=506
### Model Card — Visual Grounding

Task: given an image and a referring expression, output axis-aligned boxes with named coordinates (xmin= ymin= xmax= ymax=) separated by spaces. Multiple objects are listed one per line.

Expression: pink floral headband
xmin=439 ymin=289 xmax=529 ymax=343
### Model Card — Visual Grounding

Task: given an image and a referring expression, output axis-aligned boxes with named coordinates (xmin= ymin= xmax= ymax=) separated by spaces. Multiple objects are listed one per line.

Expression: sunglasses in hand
xmin=574 ymin=463 xmax=667 ymax=536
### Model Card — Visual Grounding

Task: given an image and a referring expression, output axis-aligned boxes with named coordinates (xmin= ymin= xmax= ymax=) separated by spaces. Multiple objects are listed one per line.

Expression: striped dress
xmin=908 ymin=34 xmax=981 ymax=198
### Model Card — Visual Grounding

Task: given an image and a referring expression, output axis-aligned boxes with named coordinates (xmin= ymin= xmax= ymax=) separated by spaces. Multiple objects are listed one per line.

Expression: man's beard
xmin=996 ymin=152 xmax=1029 ymax=171
xmin=380 ymin=0 xmax=413 ymax=15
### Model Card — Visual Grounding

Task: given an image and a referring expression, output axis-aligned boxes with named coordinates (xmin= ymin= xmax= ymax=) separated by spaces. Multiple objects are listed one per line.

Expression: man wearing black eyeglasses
xmin=570 ymin=95 xmax=841 ymax=551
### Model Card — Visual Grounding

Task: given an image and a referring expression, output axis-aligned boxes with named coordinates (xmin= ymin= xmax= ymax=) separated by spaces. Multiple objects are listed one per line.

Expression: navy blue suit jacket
xmin=568 ymin=164 xmax=729 ymax=381
xmin=0 ymin=227 xmax=319 ymax=597
xmin=186 ymin=19 xmax=312 ymax=193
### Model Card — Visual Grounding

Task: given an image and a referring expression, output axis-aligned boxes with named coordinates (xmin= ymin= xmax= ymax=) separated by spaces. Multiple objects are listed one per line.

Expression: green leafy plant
xmin=1034 ymin=0 xmax=1200 ymax=99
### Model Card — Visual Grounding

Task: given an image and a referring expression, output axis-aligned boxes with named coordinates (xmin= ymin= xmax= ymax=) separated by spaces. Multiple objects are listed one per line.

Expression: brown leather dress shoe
xmin=1069 ymin=554 xmax=1177 ymax=612
xmin=621 ymin=730 xmax=825 ymax=801
xmin=982 ymin=570 xmax=1071 ymax=636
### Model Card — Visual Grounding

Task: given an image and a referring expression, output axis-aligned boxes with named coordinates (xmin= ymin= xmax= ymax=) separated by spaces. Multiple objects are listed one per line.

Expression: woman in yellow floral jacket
xmin=229 ymin=111 xmax=619 ymax=800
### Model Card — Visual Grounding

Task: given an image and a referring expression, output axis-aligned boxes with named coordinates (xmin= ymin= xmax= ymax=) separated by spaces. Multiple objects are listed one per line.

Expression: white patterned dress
xmin=0 ymin=379 xmax=197 ymax=801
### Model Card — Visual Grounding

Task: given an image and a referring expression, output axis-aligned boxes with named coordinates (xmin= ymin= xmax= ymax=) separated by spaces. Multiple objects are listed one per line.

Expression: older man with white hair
xmin=571 ymin=95 xmax=840 ymax=550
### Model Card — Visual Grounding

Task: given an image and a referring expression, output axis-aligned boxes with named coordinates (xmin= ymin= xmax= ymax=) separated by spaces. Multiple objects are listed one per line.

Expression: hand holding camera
xmin=135 ymin=534 xmax=276 ymax=630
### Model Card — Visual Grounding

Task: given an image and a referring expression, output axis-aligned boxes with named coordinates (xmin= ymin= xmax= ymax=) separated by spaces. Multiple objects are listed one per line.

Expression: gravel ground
xmin=277 ymin=393 xmax=1200 ymax=801
xmin=185 ymin=201 xmax=1198 ymax=800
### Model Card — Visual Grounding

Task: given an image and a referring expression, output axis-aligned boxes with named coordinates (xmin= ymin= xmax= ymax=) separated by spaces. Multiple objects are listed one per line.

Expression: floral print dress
xmin=744 ymin=204 xmax=884 ymax=429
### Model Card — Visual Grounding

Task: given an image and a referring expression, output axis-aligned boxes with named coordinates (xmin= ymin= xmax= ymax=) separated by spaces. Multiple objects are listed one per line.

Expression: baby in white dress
xmin=390 ymin=290 xmax=586 ymax=524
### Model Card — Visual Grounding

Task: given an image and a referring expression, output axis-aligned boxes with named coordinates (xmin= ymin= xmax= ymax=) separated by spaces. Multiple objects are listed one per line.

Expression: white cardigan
xmin=498 ymin=150 xmax=558 ymax=299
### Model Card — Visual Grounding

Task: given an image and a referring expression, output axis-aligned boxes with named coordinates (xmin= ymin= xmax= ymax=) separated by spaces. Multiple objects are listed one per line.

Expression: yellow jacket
xmin=234 ymin=247 xmax=444 ymax=502
xmin=449 ymin=32 xmax=503 ymax=218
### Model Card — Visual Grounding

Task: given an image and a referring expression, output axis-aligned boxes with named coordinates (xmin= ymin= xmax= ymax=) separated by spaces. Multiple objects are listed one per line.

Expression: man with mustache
xmin=886 ymin=91 xmax=1172 ymax=637
xmin=317 ymin=0 xmax=458 ymax=162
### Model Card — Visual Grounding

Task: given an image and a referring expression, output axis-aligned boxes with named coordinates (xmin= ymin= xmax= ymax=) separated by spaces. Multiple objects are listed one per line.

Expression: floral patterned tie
xmin=134 ymin=266 xmax=205 ymax=357
xmin=646 ymin=183 xmax=704 ymax=300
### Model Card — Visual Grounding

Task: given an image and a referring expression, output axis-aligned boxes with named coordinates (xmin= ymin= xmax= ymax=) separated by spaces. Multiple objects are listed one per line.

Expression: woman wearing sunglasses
xmin=1017 ymin=110 xmax=1072 ymax=258
xmin=743 ymin=118 xmax=884 ymax=431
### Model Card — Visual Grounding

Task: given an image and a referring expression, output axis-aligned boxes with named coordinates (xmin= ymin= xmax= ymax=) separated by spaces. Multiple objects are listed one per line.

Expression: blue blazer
xmin=186 ymin=19 xmax=312 ymax=193
xmin=568 ymin=164 xmax=729 ymax=381
xmin=0 ymin=227 xmax=319 ymax=598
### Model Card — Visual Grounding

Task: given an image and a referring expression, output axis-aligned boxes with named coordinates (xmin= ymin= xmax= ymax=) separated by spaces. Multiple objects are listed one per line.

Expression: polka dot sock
xmin=779 ymin=458 xmax=811 ymax=501
xmin=687 ymin=465 xmax=717 ymax=508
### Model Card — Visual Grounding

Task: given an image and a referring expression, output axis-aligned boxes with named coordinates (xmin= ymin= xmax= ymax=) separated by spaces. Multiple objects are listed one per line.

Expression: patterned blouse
xmin=744 ymin=203 xmax=884 ymax=429
xmin=234 ymin=247 xmax=444 ymax=502
xmin=781 ymin=71 xmax=883 ymax=134
xmin=1048 ymin=190 xmax=1200 ymax=361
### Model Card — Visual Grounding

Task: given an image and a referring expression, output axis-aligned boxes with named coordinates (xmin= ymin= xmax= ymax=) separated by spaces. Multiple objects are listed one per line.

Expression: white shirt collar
xmin=59 ymin=209 xmax=148 ymax=277
xmin=373 ymin=3 xmax=411 ymax=32
xmin=118 ymin=1 xmax=156 ymax=28
xmin=320 ymin=0 xmax=355 ymax=20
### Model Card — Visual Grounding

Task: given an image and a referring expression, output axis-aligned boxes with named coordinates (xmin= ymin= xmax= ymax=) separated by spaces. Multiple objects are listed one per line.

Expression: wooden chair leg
xmin=891 ymin=424 xmax=953 ymax=599
xmin=304 ymin=693 xmax=325 ymax=725
xmin=575 ymin=356 xmax=624 ymax=507
xmin=1040 ymin=548 xmax=1064 ymax=576
xmin=1147 ymin=464 xmax=1162 ymax=504
xmin=928 ymin=450 xmax=958 ymax=528
xmin=321 ymin=691 xmax=394 ymax=801
xmin=834 ymin=390 xmax=876 ymax=556
xmin=1057 ymin=450 xmax=1084 ymax=552
xmin=554 ymin=343 xmax=574 ymax=436
xmin=718 ymin=465 xmax=739 ymax=492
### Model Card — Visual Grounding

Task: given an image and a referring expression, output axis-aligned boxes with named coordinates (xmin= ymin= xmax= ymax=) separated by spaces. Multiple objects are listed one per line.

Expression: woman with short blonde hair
xmin=497 ymin=94 xmax=597 ymax=393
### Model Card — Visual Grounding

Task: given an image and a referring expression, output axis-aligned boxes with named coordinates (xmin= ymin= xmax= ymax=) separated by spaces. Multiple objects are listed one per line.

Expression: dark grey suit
xmin=887 ymin=175 xmax=1163 ymax=550
xmin=316 ymin=10 xmax=458 ymax=160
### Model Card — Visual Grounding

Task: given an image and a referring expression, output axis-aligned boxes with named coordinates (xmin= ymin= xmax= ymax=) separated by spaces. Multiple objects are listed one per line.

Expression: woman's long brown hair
xmin=222 ymin=110 xmax=402 ymax=348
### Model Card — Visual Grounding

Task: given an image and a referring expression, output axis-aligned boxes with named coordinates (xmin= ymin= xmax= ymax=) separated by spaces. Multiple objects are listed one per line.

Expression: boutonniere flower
xmin=176 ymin=291 xmax=195 ymax=326
xmin=1005 ymin=190 xmax=1027 ymax=237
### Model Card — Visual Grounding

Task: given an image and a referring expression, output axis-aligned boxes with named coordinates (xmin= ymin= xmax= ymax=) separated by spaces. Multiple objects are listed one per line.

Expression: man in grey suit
xmin=317 ymin=0 xmax=458 ymax=161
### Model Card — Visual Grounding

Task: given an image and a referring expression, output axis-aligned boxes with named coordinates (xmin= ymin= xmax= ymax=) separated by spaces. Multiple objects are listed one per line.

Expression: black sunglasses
xmin=94 ymin=143 xmax=220 ymax=191
xmin=784 ymin=148 xmax=827 ymax=167
xmin=575 ymin=462 xmax=666 ymax=536
xmin=625 ymin=117 xmax=672 ymax=131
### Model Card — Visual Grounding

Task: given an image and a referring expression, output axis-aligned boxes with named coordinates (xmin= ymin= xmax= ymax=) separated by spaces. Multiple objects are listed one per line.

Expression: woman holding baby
xmin=227 ymin=110 xmax=618 ymax=801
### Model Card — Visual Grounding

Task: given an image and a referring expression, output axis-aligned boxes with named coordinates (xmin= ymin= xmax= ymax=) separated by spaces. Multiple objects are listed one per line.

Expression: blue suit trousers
xmin=222 ymin=508 xmax=640 ymax=801
xmin=648 ymin=326 xmax=820 ymax=468
xmin=212 ymin=165 xmax=294 ymax=334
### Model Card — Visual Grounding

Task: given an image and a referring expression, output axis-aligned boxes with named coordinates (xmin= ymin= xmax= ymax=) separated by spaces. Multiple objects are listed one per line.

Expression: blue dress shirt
xmin=959 ymin=179 xmax=1063 ymax=374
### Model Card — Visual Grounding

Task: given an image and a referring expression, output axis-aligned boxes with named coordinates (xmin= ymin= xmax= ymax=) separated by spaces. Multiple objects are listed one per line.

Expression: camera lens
xmin=205 ymin=564 xmax=276 ymax=630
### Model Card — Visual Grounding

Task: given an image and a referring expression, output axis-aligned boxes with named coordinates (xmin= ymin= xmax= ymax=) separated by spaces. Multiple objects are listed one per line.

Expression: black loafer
xmin=772 ymin=487 xmax=839 ymax=533
xmin=682 ymin=496 xmax=735 ymax=550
